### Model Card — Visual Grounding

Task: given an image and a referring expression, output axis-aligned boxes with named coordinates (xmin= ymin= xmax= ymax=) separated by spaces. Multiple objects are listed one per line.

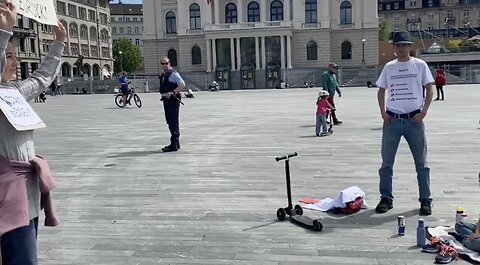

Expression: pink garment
xmin=316 ymin=98 xmax=329 ymax=115
xmin=0 ymin=155 xmax=59 ymax=236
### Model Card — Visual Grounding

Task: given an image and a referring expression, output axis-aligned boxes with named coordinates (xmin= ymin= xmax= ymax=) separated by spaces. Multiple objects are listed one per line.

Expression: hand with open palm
xmin=0 ymin=0 xmax=16 ymax=32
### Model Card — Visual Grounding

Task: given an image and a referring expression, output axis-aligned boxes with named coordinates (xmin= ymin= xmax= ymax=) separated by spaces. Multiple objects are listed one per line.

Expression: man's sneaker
xmin=162 ymin=144 xmax=178 ymax=152
xmin=375 ymin=197 xmax=393 ymax=213
xmin=435 ymin=245 xmax=458 ymax=264
xmin=423 ymin=237 xmax=449 ymax=253
xmin=420 ymin=200 xmax=432 ymax=216
xmin=333 ymin=120 xmax=343 ymax=125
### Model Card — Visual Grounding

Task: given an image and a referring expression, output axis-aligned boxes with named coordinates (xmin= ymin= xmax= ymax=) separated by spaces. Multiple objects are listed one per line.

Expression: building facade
xmin=14 ymin=15 xmax=42 ymax=81
xmin=39 ymin=0 xmax=114 ymax=80
xmin=379 ymin=0 xmax=480 ymax=37
xmin=143 ymin=0 xmax=379 ymax=89
xmin=110 ymin=3 xmax=144 ymax=54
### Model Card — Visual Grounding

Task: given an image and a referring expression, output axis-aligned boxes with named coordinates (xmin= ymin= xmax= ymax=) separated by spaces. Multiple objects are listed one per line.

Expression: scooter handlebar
xmin=275 ymin=152 xmax=298 ymax=161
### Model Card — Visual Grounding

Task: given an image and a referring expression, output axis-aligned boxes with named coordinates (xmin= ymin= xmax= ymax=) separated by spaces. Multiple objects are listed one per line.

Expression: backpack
xmin=334 ymin=196 xmax=364 ymax=214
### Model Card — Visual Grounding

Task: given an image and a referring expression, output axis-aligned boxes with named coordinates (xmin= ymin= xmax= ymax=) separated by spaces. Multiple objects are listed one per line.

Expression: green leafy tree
xmin=379 ymin=20 xmax=390 ymax=41
xmin=113 ymin=38 xmax=143 ymax=73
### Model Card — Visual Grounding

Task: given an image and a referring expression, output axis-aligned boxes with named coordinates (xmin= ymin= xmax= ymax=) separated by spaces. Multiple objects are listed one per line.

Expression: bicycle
xmin=115 ymin=86 xmax=142 ymax=108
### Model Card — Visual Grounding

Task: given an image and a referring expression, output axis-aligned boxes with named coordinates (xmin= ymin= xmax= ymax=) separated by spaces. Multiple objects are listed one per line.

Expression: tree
xmin=379 ymin=20 xmax=390 ymax=41
xmin=113 ymin=38 xmax=143 ymax=73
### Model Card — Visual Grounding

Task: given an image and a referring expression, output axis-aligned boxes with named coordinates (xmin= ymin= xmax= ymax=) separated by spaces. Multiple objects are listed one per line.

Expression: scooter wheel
xmin=313 ymin=220 xmax=323 ymax=232
xmin=277 ymin=208 xmax=287 ymax=221
xmin=294 ymin=205 xmax=303 ymax=216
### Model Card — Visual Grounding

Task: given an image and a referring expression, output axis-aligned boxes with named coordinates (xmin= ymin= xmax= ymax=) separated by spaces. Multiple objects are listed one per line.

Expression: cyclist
xmin=118 ymin=71 xmax=131 ymax=106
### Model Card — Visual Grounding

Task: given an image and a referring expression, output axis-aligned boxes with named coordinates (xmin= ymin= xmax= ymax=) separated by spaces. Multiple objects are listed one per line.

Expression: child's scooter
xmin=275 ymin=152 xmax=323 ymax=232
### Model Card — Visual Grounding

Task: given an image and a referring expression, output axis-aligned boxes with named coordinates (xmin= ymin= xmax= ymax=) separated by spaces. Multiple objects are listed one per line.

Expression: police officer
xmin=159 ymin=56 xmax=186 ymax=152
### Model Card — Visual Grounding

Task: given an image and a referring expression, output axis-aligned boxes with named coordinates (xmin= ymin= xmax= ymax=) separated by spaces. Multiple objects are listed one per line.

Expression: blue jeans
xmin=455 ymin=221 xmax=480 ymax=252
xmin=379 ymin=117 xmax=431 ymax=202
xmin=1 ymin=218 xmax=38 ymax=265
xmin=315 ymin=114 xmax=327 ymax=134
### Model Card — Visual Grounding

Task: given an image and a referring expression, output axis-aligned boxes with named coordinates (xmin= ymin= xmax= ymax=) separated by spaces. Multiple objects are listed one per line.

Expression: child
xmin=316 ymin=90 xmax=334 ymax=136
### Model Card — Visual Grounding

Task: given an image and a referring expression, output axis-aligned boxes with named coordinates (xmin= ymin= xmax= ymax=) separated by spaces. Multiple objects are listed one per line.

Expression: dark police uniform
xmin=160 ymin=69 xmax=183 ymax=151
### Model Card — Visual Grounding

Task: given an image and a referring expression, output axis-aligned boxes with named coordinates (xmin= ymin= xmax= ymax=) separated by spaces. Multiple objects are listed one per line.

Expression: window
xmin=341 ymin=41 xmax=352 ymax=59
xmin=428 ymin=0 xmax=433 ymax=7
xmin=125 ymin=17 xmax=130 ymax=22
xmin=189 ymin=3 xmax=201 ymax=30
xmin=386 ymin=4 xmax=391 ymax=10
xmin=69 ymin=23 xmax=78 ymax=38
xmin=464 ymin=10 xmax=469 ymax=17
xmin=133 ymin=17 xmax=138 ymax=22
xmin=68 ymin=4 xmax=77 ymax=18
xmin=101 ymin=47 xmax=109 ymax=58
xmin=247 ymin=1 xmax=260 ymax=22
xmin=409 ymin=1 xmax=416 ymax=7
xmin=81 ymin=44 xmax=89 ymax=56
xmin=79 ymin=7 xmax=87 ymax=19
xmin=135 ymin=27 xmax=139 ymax=34
xmin=394 ymin=26 xmax=400 ymax=31
xmin=225 ymin=3 xmax=237 ymax=23
xmin=19 ymin=38 xmax=26 ymax=52
xmin=118 ymin=17 xmax=123 ymax=22
xmin=91 ymin=45 xmax=98 ymax=57
xmin=305 ymin=0 xmax=317 ymax=24
xmin=135 ymin=39 xmax=140 ymax=45
xmin=410 ymin=24 xmax=418 ymax=31
xmin=111 ymin=17 xmax=115 ymax=22
xmin=80 ymin=25 xmax=88 ymax=39
xmin=379 ymin=15 xmax=384 ymax=21
xmin=120 ymin=27 xmax=124 ymax=34
xmin=112 ymin=27 xmax=116 ymax=34
xmin=378 ymin=4 xmax=383 ymax=10
xmin=429 ymin=12 xmax=434 ymax=20
xmin=100 ymin=29 xmax=109 ymax=42
xmin=394 ymin=15 xmax=399 ymax=21
xmin=166 ymin=12 xmax=177 ymax=34
xmin=57 ymin=1 xmax=67 ymax=15
xmin=447 ymin=10 xmax=453 ymax=18
xmin=270 ymin=1 xmax=283 ymax=21
xmin=394 ymin=2 xmax=399 ymax=9
xmin=192 ymin=46 xmax=201 ymax=65
xmin=306 ymin=41 xmax=317 ymax=60
xmin=99 ymin=13 xmax=108 ymax=24
xmin=447 ymin=0 xmax=452 ymax=4
xmin=90 ymin=27 xmax=97 ymax=41
xmin=70 ymin=44 xmax=79 ymax=56
xmin=127 ymin=27 xmax=132 ymax=34
xmin=340 ymin=1 xmax=352 ymax=25
xmin=168 ymin=49 xmax=178 ymax=66
xmin=88 ymin=10 xmax=96 ymax=22
xmin=30 ymin=38 xmax=36 ymax=53
xmin=428 ymin=25 xmax=434 ymax=30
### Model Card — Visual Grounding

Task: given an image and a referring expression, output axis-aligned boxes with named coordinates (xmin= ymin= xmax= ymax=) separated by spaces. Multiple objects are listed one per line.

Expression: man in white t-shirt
xmin=375 ymin=31 xmax=435 ymax=216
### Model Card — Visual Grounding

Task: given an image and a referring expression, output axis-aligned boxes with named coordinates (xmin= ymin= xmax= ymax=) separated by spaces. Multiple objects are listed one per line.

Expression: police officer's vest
xmin=159 ymin=70 xmax=178 ymax=94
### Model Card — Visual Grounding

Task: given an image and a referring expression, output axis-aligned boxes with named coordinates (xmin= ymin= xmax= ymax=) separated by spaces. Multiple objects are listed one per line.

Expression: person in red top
xmin=315 ymin=90 xmax=335 ymax=136
xmin=435 ymin=65 xmax=446 ymax=101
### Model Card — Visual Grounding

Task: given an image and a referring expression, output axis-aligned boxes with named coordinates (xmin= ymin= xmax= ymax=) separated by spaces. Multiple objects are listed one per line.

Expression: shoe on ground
xmin=162 ymin=144 xmax=178 ymax=152
xmin=316 ymin=133 xmax=319 ymax=136
xmin=420 ymin=200 xmax=432 ymax=216
xmin=375 ymin=197 xmax=393 ymax=213
xmin=423 ymin=237 xmax=449 ymax=253
xmin=435 ymin=245 xmax=458 ymax=264
xmin=333 ymin=120 xmax=343 ymax=125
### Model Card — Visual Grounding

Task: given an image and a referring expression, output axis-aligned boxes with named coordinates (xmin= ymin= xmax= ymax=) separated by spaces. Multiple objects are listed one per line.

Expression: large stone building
xmin=143 ymin=0 xmax=379 ymax=89
xmin=110 ymin=2 xmax=144 ymax=54
xmin=39 ymin=0 xmax=114 ymax=80
xmin=378 ymin=0 xmax=480 ymax=37
xmin=14 ymin=15 xmax=42 ymax=80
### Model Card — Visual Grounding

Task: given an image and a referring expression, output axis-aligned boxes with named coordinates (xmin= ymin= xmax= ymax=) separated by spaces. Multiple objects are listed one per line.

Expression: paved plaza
xmin=31 ymin=85 xmax=480 ymax=265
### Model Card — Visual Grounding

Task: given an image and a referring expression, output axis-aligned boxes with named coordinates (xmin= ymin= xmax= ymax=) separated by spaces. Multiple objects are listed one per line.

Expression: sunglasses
xmin=161 ymin=62 xmax=170 ymax=65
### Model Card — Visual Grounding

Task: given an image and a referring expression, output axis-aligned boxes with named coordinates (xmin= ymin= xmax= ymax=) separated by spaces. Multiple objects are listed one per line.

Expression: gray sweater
xmin=0 ymin=29 xmax=64 ymax=220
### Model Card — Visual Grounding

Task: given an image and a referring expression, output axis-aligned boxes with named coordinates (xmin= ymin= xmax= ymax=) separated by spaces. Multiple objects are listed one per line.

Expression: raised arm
xmin=0 ymin=0 xmax=16 ymax=80
xmin=8 ymin=22 xmax=67 ymax=102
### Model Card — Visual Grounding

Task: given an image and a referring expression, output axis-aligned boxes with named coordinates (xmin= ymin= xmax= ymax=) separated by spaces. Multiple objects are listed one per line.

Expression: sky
xmin=110 ymin=0 xmax=142 ymax=3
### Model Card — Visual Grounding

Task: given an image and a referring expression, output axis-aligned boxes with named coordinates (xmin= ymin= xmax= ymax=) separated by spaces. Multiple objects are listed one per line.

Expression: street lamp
xmin=118 ymin=50 xmax=124 ymax=72
xmin=361 ymin=38 xmax=366 ymax=64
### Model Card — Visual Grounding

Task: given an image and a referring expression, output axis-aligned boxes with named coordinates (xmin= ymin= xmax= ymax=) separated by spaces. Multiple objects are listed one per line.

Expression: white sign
xmin=13 ymin=0 xmax=58 ymax=25
xmin=0 ymin=89 xmax=46 ymax=131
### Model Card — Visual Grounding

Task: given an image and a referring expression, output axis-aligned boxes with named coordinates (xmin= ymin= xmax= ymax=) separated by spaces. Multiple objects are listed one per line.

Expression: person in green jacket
xmin=321 ymin=62 xmax=342 ymax=125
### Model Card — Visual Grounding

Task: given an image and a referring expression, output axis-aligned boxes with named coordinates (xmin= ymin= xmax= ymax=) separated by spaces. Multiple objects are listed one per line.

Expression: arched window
xmin=247 ymin=1 xmax=260 ymax=22
xmin=100 ymin=29 xmax=109 ymax=42
xmin=305 ymin=0 xmax=317 ymax=24
xmin=80 ymin=25 xmax=88 ymax=40
xmin=168 ymin=49 xmax=178 ymax=66
xmin=225 ymin=3 xmax=237 ymax=23
xmin=192 ymin=46 xmax=202 ymax=65
xmin=340 ymin=1 xmax=352 ymax=25
xmin=69 ymin=23 xmax=78 ymax=38
xmin=189 ymin=4 xmax=201 ymax=30
xmin=341 ymin=41 xmax=352 ymax=59
xmin=90 ymin=26 xmax=97 ymax=41
xmin=270 ymin=0 xmax=283 ymax=21
xmin=166 ymin=11 xmax=177 ymax=34
xmin=306 ymin=41 xmax=317 ymax=60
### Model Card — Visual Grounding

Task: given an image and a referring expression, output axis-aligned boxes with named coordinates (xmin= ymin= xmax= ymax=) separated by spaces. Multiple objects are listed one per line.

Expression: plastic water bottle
xmin=417 ymin=219 xmax=426 ymax=248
